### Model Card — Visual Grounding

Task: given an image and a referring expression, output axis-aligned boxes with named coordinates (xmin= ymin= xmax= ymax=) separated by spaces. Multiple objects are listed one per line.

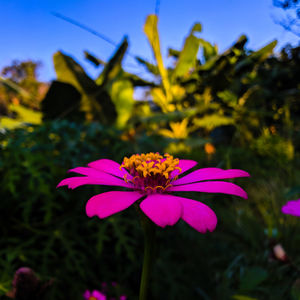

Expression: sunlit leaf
xmin=144 ymin=14 xmax=171 ymax=100
xmin=232 ymin=295 xmax=258 ymax=300
xmin=109 ymin=79 xmax=134 ymax=128
xmin=199 ymin=38 xmax=218 ymax=62
xmin=193 ymin=114 xmax=234 ymax=130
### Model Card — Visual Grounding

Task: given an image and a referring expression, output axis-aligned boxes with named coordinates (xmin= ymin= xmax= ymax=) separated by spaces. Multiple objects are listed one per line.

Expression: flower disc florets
xmin=120 ymin=152 xmax=181 ymax=194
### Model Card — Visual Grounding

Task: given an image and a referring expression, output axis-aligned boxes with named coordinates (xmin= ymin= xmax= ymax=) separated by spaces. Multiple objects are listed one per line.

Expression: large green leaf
xmin=41 ymin=80 xmax=83 ymax=121
xmin=172 ymin=23 xmax=202 ymax=80
xmin=53 ymin=51 xmax=97 ymax=94
xmin=96 ymin=37 xmax=128 ymax=86
xmin=144 ymin=14 xmax=170 ymax=99
xmin=53 ymin=51 xmax=102 ymax=117
xmin=108 ymin=79 xmax=134 ymax=128
xmin=93 ymin=37 xmax=134 ymax=127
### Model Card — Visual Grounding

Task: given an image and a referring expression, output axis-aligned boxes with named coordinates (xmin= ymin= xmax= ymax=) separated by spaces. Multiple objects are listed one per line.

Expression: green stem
xmin=139 ymin=214 xmax=156 ymax=300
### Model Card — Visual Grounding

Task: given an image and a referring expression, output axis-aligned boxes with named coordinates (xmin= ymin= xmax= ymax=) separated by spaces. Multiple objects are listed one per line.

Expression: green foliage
xmin=0 ymin=121 xmax=164 ymax=299
xmin=0 ymin=104 xmax=42 ymax=129
xmin=0 ymin=121 xmax=300 ymax=299
xmin=50 ymin=38 xmax=135 ymax=128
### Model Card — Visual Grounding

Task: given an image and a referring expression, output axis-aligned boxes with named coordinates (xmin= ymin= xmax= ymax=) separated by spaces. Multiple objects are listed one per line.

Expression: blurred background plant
xmin=0 ymin=11 xmax=300 ymax=300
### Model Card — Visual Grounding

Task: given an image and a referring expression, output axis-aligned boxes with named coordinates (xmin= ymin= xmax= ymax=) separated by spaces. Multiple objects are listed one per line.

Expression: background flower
xmin=83 ymin=289 xmax=106 ymax=300
xmin=282 ymin=199 xmax=300 ymax=217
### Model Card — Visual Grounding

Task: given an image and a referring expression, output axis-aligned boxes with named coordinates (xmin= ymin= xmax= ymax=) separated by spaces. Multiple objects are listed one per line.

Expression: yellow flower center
xmin=89 ymin=297 xmax=97 ymax=300
xmin=120 ymin=152 xmax=182 ymax=194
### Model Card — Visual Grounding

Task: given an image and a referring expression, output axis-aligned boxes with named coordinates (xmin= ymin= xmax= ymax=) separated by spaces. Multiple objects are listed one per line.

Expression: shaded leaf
xmin=53 ymin=51 xmax=102 ymax=118
xmin=135 ymin=56 xmax=160 ymax=76
xmin=84 ymin=51 xmax=105 ymax=67
xmin=291 ymin=279 xmax=300 ymax=300
xmin=172 ymin=23 xmax=202 ymax=80
xmin=96 ymin=37 xmax=128 ymax=86
xmin=239 ymin=267 xmax=268 ymax=291
xmin=41 ymin=80 xmax=83 ymax=121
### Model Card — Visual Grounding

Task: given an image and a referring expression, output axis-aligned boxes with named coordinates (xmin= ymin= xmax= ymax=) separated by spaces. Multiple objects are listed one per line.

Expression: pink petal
xmin=140 ymin=194 xmax=182 ymax=227
xmin=180 ymin=197 xmax=217 ymax=233
xmin=168 ymin=181 xmax=248 ymax=199
xmin=57 ymin=175 xmax=134 ymax=189
xmin=87 ymin=158 xmax=131 ymax=179
xmin=171 ymin=159 xmax=198 ymax=178
xmin=172 ymin=168 xmax=250 ymax=185
xmin=68 ymin=167 xmax=133 ymax=182
xmin=86 ymin=191 xmax=143 ymax=218
xmin=282 ymin=199 xmax=300 ymax=217
xmin=83 ymin=290 xmax=91 ymax=299
xmin=68 ymin=167 xmax=111 ymax=178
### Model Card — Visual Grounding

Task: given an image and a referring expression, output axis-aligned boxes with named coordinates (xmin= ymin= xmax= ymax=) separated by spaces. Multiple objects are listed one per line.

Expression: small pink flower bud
xmin=273 ymin=244 xmax=287 ymax=261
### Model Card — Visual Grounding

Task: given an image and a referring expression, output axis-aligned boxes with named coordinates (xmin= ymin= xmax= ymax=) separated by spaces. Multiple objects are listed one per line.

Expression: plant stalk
xmin=139 ymin=214 xmax=156 ymax=300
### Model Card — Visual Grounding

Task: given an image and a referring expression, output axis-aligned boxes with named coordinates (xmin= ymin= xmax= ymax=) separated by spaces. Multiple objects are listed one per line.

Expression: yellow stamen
xmin=120 ymin=153 xmax=181 ymax=179
xmin=123 ymin=173 xmax=128 ymax=183
xmin=144 ymin=184 xmax=173 ymax=192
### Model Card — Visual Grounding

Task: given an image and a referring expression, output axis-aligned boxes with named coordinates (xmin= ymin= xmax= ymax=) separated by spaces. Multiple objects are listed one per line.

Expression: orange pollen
xmin=120 ymin=152 xmax=182 ymax=194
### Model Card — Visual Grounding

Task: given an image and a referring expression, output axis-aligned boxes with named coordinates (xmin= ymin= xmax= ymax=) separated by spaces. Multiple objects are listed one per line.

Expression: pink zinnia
xmin=58 ymin=152 xmax=249 ymax=233
xmin=282 ymin=199 xmax=300 ymax=217
xmin=83 ymin=290 xmax=106 ymax=300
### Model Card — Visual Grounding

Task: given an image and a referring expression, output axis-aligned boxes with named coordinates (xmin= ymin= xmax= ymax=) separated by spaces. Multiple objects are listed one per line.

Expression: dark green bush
xmin=1 ymin=121 xmax=299 ymax=299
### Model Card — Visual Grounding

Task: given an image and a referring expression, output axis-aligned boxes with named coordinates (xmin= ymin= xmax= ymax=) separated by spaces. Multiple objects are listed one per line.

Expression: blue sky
xmin=0 ymin=0 xmax=299 ymax=81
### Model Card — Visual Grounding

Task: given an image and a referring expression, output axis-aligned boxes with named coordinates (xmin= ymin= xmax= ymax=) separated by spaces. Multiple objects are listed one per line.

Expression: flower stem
xmin=139 ymin=214 xmax=156 ymax=300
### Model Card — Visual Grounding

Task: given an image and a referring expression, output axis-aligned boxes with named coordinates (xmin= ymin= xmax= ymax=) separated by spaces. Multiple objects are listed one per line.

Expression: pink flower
xmin=83 ymin=290 xmax=106 ymax=300
xmin=282 ymin=199 xmax=300 ymax=217
xmin=58 ymin=153 xmax=249 ymax=233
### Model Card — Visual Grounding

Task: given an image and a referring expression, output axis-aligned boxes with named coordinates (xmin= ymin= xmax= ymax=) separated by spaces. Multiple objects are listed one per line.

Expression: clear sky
xmin=0 ymin=0 xmax=299 ymax=82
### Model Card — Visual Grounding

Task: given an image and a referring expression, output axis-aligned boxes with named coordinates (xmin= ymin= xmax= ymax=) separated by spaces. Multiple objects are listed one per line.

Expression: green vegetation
xmin=0 ymin=15 xmax=299 ymax=300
